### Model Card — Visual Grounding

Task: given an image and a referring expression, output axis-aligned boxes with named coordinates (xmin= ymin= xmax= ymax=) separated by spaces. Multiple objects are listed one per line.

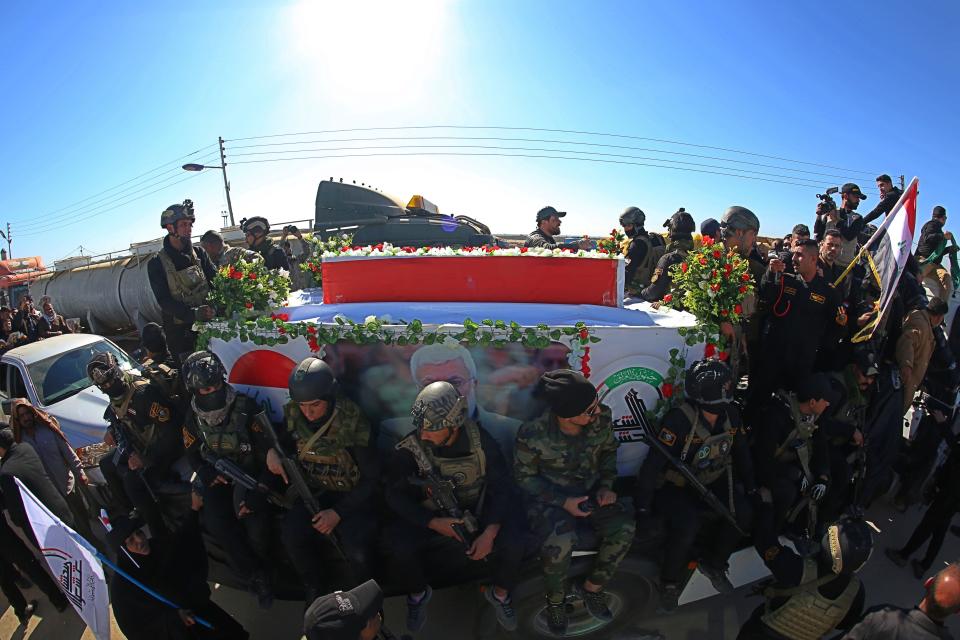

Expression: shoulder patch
xmin=182 ymin=427 xmax=196 ymax=449
xmin=810 ymin=292 xmax=826 ymax=304
xmin=836 ymin=307 xmax=848 ymax=326
xmin=149 ymin=402 xmax=170 ymax=423
xmin=785 ymin=286 xmax=797 ymax=295
xmin=658 ymin=428 xmax=677 ymax=446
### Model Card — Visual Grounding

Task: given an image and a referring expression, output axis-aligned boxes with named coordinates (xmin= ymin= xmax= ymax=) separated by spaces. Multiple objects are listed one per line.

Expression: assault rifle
xmin=256 ymin=412 xmax=345 ymax=557
xmin=395 ymin=433 xmax=480 ymax=547
xmin=626 ymin=390 xmax=747 ymax=537
xmin=199 ymin=449 xmax=286 ymax=509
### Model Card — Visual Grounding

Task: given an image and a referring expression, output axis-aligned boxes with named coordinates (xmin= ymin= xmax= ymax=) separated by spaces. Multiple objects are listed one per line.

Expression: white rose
xmin=363 ymin=315 xmax=377 ymax=325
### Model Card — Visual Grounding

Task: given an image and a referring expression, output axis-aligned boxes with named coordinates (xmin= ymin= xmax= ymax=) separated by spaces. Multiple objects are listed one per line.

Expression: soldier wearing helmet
xmin=265 ymin=357 xmax=378 ymax=601
xmin=635 ymin=359 xmax=756 ymax=614
xmin=514 ymin=369 xmax=635 ymax=634
xmin=180 ymin=350 xmax=276 ymax=609
xmin=619 ymin=206 xmax=666 ymax=296
xmin=88 ymin=351 xmax=184 ymax=537
xmin=383 ymin=382 xmax=528 ymax=633
xmin=240 ymin=216 xmax=290 ymax=271
xmin=640 ymin=208 xmax=695 ymax=303
xmin=146 ymin=199 xmax=217 ymax=363
xmin=739 ymin=516 xmax=872 ymax=639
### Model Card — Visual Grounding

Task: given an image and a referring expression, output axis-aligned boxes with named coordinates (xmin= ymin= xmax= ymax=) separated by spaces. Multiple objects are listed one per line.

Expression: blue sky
xmin=1 ymin=1 xmax=957 ymax=263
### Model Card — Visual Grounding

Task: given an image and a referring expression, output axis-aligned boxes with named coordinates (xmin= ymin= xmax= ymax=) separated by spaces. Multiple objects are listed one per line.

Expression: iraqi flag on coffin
xmin=211 ymin=337 xmax=307 ymax=420
xmin=853 ymin=176 xmax=919 ymax=343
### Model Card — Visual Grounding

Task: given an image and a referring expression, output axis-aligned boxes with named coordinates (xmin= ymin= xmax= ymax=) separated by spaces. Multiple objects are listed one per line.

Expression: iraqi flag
xmin=854 ymin=176 xmax=919 ymax=343
xmin=15 ymin=477 xmax=111 ymax=640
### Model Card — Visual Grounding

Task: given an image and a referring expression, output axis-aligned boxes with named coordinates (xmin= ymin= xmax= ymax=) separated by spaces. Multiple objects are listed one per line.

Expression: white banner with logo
xmin=15 ymin=477 xmax=111 ymax=640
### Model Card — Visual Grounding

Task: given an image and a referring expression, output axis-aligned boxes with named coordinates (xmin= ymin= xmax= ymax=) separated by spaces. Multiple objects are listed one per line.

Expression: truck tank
xmin=30 ymin=255 xmax=161 ymax=335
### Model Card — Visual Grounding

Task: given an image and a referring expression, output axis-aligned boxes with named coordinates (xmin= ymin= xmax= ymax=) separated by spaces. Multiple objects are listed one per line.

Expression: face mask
xmin=195 ymin=386 xmax=227 ymax=412
xmin=102 ymin=379 xmax=127 ymax=399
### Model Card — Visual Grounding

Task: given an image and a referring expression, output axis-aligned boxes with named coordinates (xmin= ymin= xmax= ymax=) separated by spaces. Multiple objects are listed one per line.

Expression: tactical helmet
xmin=411 ymin=381 xmax=467 ymax=433
xmin=619 ymin=206 xmax=646 ymax=228
xmin=720 ymin=206 xmax=760 ymax=233
xmin=664 ymin=208 xmax=695 ymax=236
xmin=160 ymin=200 xmax=195 ymax=229
xmin=288 ymin=357 xmax=338 ymax=403
xmin=820 ymin=516 xmax=874 ymax=575
xmin=87 ymin=352 xmax=122 ymax=387
xmin=240 ymin=216 xmax=270 ymax=237
xmin=684 ymin=359 xmax=734 ymax=407
xmin=182 ymin=351 xmax=227 ymax=393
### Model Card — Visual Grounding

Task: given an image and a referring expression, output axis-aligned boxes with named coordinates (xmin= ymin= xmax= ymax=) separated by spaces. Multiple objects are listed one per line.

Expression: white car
xmin=0 ymin=333 xmax=141 ymax=462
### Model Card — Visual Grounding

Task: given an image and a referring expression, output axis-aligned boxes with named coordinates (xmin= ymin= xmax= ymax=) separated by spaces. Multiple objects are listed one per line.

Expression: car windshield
xmin=27 ymin=340 xmax=140 ymax=405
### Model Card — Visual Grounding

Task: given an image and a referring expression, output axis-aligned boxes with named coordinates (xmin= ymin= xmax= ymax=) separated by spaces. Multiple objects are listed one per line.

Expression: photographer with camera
xmin=813 ymin=184 xmax=868 ymax=270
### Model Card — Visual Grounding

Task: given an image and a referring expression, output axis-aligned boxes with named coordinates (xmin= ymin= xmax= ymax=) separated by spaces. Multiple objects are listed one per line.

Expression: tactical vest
xmin=761 ymin=559 xmax=860 ymax=640
xmin=622 ymin=233 xmax=665 ymax=294
xmin=158 ymin=248 xmax=209 ymax=316
xmin=287 ymin=398 xmax=362 ymax=493
xmin=110 ymin=379 xmax=156 ymax=454
xmin=195 ymin=396 xmax=254 ymax=464
xmin=827 ymin=370 xmax=868 ymax=445
xmin=423 ymin=420 xmax=487 ymax=509
xmin=772 ymin=391 xmax=818 ymax=481
xmin=663 ymin=402 xmax=736 ymax=488
xmin=142 ymin=358 xmax=180 ymax=400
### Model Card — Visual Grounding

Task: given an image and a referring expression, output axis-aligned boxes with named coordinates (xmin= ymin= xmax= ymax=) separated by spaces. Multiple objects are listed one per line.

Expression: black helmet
xmin=664 ymin=208 xmax=695 ymax=237
xmin=182 ymin=351 xmax=227 ymax=393
xmin=684 ymin=359 xmax=734 ymax=407
xmin=160 ymin=200 xmax=195 ymax=229
xmin=411 ymin=381 xmax=467 ymax=433
xmin=288 ymin=357 xmax=338 ymax=403
xmin=619 ymin=206 xmax=646 ymax=228
xmin=240 ymin=216 xmax=270 ymax=237
xmin=720 ymin=206 xmax=760 ymax=234
xmin=87 ymin=352 xmax=122 ymax=387
xmin=820 ymin=516 xmax=874 ymax=575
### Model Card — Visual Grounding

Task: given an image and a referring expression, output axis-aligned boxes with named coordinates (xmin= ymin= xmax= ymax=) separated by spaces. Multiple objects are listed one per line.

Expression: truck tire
xmin=484 ymin=556 xmax=659 ymax=639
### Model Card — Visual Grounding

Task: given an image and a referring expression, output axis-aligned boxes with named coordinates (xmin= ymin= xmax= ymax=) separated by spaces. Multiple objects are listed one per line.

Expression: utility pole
xmin=219 ymin=136 xmax=236 ymax=227
xmin=899 ymin=174 xmax=905 ymax=191
xmin=0 ymin=223 xmax=11 ymax=258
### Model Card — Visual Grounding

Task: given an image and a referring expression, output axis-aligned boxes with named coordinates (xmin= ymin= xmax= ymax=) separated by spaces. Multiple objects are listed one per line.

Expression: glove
xmin=799 ymin=475 xmax=809 ymax=494
xmin=811 ymin=483 xmax=828 ymax=502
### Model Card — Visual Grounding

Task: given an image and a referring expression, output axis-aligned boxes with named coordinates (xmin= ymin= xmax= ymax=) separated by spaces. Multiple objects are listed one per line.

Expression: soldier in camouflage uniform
xmin=199 ymin=229 xmax=261 ymax=268
xmin=181 ymin=351 xmax=275 ymax=609
xmin=514 ymin=369 xmax=636 ymax=635
xmin=266 ymin=357 xmax=379 ymax=600
xmin=636 ymin=359 xmax=755 ymax=613
xmin=383 ymin=382 xmax=528 ymax=633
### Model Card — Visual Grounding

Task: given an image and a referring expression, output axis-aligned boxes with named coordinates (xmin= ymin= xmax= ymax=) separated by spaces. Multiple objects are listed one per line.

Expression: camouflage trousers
xmin=529 ymin=498 xmax=636 ymax=603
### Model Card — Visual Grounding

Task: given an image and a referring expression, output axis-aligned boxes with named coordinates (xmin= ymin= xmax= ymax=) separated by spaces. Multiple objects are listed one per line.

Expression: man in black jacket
xmin=383 ymin=381 xmax=528 ymax=633
xmin=147 ymin=200 xmax=217 ymax=362
xmin=862 ymin=173 xmax=903 ymax=226
xmin=240 ymin=216 xmax=289 ymax=271
xmin=916 ymin=206 xmax=954 ymax=299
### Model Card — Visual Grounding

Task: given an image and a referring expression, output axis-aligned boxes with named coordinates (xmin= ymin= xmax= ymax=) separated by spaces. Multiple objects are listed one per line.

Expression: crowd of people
xmin=0 ymin=294 xmax=74 ymax=352
xmin=1 ymin=186 xmax=959 ymax=640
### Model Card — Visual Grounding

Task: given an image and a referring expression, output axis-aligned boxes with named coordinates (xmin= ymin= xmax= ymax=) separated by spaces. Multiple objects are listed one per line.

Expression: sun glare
xmin=284 ymin=0 xmax=454 ymax=107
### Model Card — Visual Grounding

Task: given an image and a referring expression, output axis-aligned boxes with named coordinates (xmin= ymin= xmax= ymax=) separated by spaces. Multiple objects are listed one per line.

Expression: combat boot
xmin=545 ymin=597 xmax=568 ymax=635
xmin=572 ymin=582 xmax=613 ymax=622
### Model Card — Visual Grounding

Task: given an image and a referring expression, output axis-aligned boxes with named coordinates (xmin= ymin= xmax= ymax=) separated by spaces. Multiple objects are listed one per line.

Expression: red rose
xmin=244 ymin=302 xmax=253 ymax=309
xmin=741 ymin=273 xmax=750 ymax=282
xmin=519 ymin=247 xmax=528 ymax=253
xmin=711 ymin=270 xmax=718 ymax=279
xmin=712 ymin=250 xmax=721 ymax=259
xmin=681 ymin=262 xmax=688 ymax=273
xmin=306 ymin=325 xmax=317 ymax=334
xmin=703 ymin=236 xmax=714 ymax=246
xmin=710 ymin=283 xmax=720 ymax=291
xmin=704 ymin=343 xmax=716 ymax=358
xmin=248 ymin=272 xmax=257 ymax=280
xmin=721 ymin=309 xmax=729 ymax=317
xmin=579 ymin=329 xmax=589 ymax=339
xmin=724 ymin=263 xmax=733 ymax=276
xmin=598 ymin=248 xmax=608 ymax=254
xmin=374 ymin=243 xmax=384 ymax=251
xmin=278 ymin=326 xmax=286 ymax=334
xmin=308 ymin=338 xmax=320 ymax=352
xmin=277 ymin=313 xmax=289 ymax=322
xmin=340 ymin=246 xmax=349 ymax=252
xmin=699 ymin=257 xmax=707 ymax=266
xmin=738 ymin=285 xmax=747 ymax=294
xmin=662 ymin=383 xmax=674 ymax=398
xmin=734 ymin=304 xmax=743 ymax=314
xmin=718 ymin=350 xmax=729 ymax=362
xmin=664 ymin=293 xmax=673 ymax=303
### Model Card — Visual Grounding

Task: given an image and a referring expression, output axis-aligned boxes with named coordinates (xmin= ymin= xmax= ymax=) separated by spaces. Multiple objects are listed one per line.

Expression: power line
xmin=15 ymin=151 xmax=220 ymax=231
xmin=228 ymin=134 xmax=855 ymax=182
xmin=224 ymin=125 xmax=885 ymax=177
xmin=230 ymin=150 xmax=826 ymax=189
xmin=8 ymin=143 xmax=217 ymax=226
xmin=227 ymin=143 xmax=832 ymax=186
xmin=17 ymin=171 xmax=207 ymax=237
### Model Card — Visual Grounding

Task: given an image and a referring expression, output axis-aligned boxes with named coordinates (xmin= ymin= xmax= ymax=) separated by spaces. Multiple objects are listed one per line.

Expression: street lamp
xmin=182 ymin=136 xmax=236 ymax=226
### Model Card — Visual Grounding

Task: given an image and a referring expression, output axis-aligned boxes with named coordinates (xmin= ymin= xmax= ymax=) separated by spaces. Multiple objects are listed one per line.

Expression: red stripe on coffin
xmin=323 ymin=256 xmax=620 ymax=306
xmin=228 ymin=350 xmax=298 ymax=388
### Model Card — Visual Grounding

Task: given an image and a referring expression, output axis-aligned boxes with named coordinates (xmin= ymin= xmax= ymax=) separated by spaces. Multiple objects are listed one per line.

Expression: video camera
xmin=816 ymin=187 xmax=839 ymax=216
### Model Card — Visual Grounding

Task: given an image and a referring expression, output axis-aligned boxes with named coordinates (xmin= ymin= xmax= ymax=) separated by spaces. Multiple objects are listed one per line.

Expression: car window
xmin=27 ymin=340 xmax=140 ymax=406
xmin=0 ymin=363 xmax=9 ymax=400
xmin=9 ymin=367 xmax=27 ymax=399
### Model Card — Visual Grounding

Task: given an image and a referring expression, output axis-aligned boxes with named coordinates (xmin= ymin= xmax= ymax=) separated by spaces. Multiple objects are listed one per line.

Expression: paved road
xmin=3 ymin=499 xmax=960 ymax=639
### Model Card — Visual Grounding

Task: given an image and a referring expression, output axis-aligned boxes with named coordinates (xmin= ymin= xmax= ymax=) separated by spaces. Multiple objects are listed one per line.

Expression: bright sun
xmin=283 ymin=0 xmax=454 ymax=107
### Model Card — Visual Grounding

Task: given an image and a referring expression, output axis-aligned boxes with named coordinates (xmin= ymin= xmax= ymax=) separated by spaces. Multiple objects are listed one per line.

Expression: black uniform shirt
xmin=253 ymin=238 xmax=290 ymax=271
xmin=760 ymin=271 xmax=846 ymax=360
xmin=113 ymin=382 xmax=185 ymax=471
xmin=751 ymin=394 xmax=830 ymax=489
xmin=863 ymin=186 xmax=903 ymax=226
xmin=524 ymin=228 xmax=559 ymax=249
xmin=635 ymin=402 xmax=755 ymax=510
xmin=842 ymin=606 xmax=951 ymax=639
xmin=640 ymin=249 xmax=686 ymax=302
xmin=917 ymin=219 xmax=947 ymax=261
